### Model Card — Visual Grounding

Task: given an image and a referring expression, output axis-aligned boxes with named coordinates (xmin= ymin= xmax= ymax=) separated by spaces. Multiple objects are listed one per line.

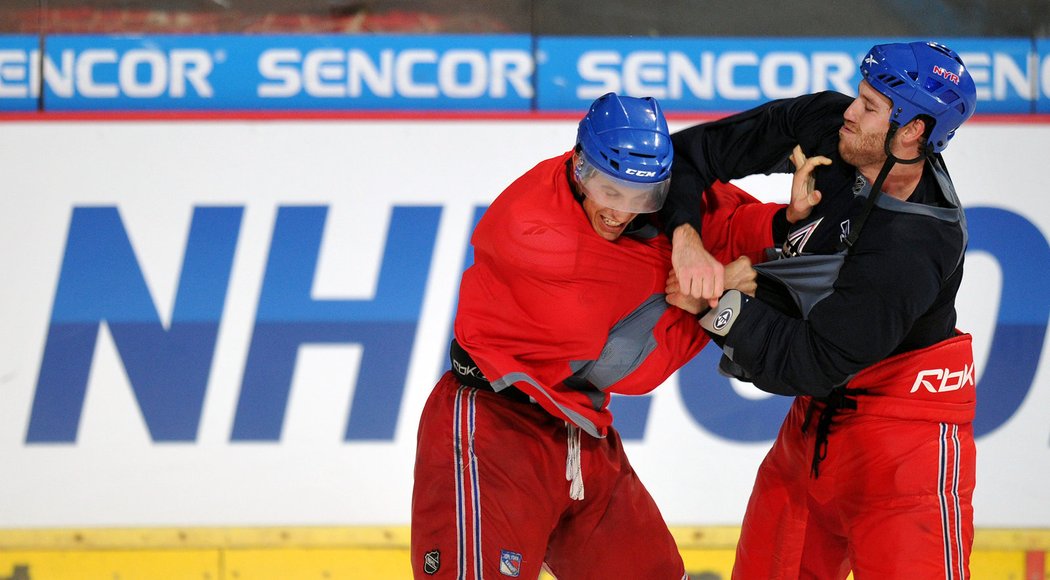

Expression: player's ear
xmin=900 ymin=117 xmax=927 ymax=146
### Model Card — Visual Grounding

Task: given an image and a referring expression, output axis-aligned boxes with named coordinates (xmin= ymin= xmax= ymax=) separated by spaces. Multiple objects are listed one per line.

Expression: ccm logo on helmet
xmin=910 ymin=364 xmax=975 ymax=393
xmin=931 ymin=65 xmax=961 ymax=85
xmin=625 ymin=168 xmax=657 ymax=178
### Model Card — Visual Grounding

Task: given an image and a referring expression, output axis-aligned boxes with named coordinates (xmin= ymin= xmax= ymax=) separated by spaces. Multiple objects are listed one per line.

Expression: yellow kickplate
xmin=0 ymin=526 xmax=1046 ymax=580
xmin=0 ymin=550 xmax=218 ymax=580
xmin=226 ymin=548 xmax=410 ymax=580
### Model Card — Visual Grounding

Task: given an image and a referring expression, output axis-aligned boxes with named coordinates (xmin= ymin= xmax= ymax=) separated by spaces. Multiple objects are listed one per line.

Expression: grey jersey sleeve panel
xmin=754 ymin=253 xmax=846 ymax=320
xmin=568 ymin=293 xmax=667 ymax=390
xmin=491 ymin=372 xmax=605 ymax=438
xmin=490 ymin=293 xmax=670 ymax=439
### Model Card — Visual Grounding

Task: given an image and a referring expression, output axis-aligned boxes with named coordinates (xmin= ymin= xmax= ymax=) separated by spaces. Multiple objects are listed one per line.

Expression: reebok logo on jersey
xmin=910 ymin=364 xmax=975 ymax=393
xmin=522 ymin=219 xmax=554 ymax=235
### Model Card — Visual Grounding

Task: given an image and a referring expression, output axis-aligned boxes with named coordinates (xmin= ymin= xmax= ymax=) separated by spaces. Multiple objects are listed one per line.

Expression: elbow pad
xmin=699 ymin=289 xmax=751 ymax=343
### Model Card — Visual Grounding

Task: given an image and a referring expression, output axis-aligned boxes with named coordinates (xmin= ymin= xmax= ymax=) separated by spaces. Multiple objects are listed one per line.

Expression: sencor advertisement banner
xmin=0 ymin=34 xmax=1048 ymax=113
xmin=536 ymin=36 xmax=1038 ymax=113
xmin=0 ymin=116 xmax=1047 ymax=530
xmin=0 ymin=35 xmax=39 ymax=111
xmin=0 ymin=34 xmax=535 ymax=111
xmin=1039 ymin=38 xmax=1050 ymax=113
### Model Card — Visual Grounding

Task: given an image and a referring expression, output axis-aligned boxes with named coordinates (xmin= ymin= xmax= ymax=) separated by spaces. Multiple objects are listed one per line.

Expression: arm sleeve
xmin=661 ymin=91 xmax=851 ymax=239
xmin=597 ymin=306 xmax=708 ymax=396
xmin=699 ymin=180 xmax=782 ymax=264
xmin=721 ymin=224 xmax=956 ymax=397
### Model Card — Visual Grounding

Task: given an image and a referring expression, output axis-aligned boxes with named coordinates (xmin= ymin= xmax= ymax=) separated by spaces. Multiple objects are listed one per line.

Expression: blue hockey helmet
xmin=860 ymin=41 xmax=977 ymax=153
xmin=574 ymin=93 xmax=673 ymax=213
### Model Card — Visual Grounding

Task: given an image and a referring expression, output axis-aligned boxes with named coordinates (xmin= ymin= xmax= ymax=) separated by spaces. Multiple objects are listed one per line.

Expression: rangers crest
xmin=499 ymin=549 xmax=523 ymax=577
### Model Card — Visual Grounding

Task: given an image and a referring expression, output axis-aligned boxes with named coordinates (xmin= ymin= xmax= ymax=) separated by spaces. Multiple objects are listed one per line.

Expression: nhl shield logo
xmin=852 ymin=173 xmax=866 ymax=195
xmin=423 ymin=549 xmax=441 ymax=575
xmin=499 ymin=549 xmax=523 ymax=577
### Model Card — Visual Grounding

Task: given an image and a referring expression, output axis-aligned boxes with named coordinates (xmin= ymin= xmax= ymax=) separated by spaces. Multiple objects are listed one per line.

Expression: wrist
xmin=673 ymin=222 xmax=702 ymax=243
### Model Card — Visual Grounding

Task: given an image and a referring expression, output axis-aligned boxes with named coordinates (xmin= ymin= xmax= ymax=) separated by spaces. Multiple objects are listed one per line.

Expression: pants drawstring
xmin=801 ymin=389 xmax=865 ymax=479
xmin=566 ymin=423 xmax=584 ymax=501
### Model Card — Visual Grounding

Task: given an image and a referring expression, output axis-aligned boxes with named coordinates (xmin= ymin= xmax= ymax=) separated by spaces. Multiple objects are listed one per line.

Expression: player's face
xmin=581 ymin=193 xmax=637 ymax=241
xmin=839 ymin=80 xmax=892 ymax=168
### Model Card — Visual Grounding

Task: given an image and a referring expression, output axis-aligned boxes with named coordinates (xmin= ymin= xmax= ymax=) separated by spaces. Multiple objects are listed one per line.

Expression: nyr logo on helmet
xmin=931 ymin=65 xmax=961 ymax=85
xmin=625 ymin=168 xmax=657 ymax=178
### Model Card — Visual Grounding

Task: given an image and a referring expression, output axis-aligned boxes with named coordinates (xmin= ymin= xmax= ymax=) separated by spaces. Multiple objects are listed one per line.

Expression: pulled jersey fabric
xmin=455 ymin=150 xmax=778 ymax=437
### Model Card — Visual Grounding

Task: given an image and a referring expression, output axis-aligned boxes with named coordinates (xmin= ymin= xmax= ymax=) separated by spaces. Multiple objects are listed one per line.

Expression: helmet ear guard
xmin=860 ymin=41 xmax=977 ymax=154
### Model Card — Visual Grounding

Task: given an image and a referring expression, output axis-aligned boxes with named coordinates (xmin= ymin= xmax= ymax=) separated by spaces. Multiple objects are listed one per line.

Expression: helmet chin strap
xmin=870 ymin=122 xmax=928 ymax=203
xmin=843 ymin=122 xmax=927 ymax=250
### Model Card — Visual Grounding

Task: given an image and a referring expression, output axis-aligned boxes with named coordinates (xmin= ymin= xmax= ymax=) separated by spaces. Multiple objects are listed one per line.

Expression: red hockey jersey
xmin=454 ymin=150 xmax=779 ymax=436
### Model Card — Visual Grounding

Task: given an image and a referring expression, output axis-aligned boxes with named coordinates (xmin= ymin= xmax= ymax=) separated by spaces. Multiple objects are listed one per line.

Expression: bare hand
xmin=724 ymin=256 xmax=756 ymax=296
xmin=787 ymin=145 xmax=831 ymax=223
xmin=666 ymin=256 xmax=756 ymax=315
xmin=671 ymin=223 xmax=725 ymax=308
xmin=665 ymin=269 xmax=705 ymax=315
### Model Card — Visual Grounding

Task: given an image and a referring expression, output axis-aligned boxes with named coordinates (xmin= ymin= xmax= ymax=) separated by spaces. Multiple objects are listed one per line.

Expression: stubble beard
xmin=839 ymin=127 xmax=887 ymax=169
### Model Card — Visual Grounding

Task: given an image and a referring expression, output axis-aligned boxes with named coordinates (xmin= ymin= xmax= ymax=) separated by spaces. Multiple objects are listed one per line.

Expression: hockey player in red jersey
xmin=411 ymin=93 xmax=802 ymax=578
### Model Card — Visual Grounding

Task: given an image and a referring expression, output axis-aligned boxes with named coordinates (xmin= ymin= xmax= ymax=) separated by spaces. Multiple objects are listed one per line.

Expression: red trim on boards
xmin=1026 ymin=550 xmax=1045 ymax=580
xmin=0 ymin=110 xmax=1047 ymax=124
